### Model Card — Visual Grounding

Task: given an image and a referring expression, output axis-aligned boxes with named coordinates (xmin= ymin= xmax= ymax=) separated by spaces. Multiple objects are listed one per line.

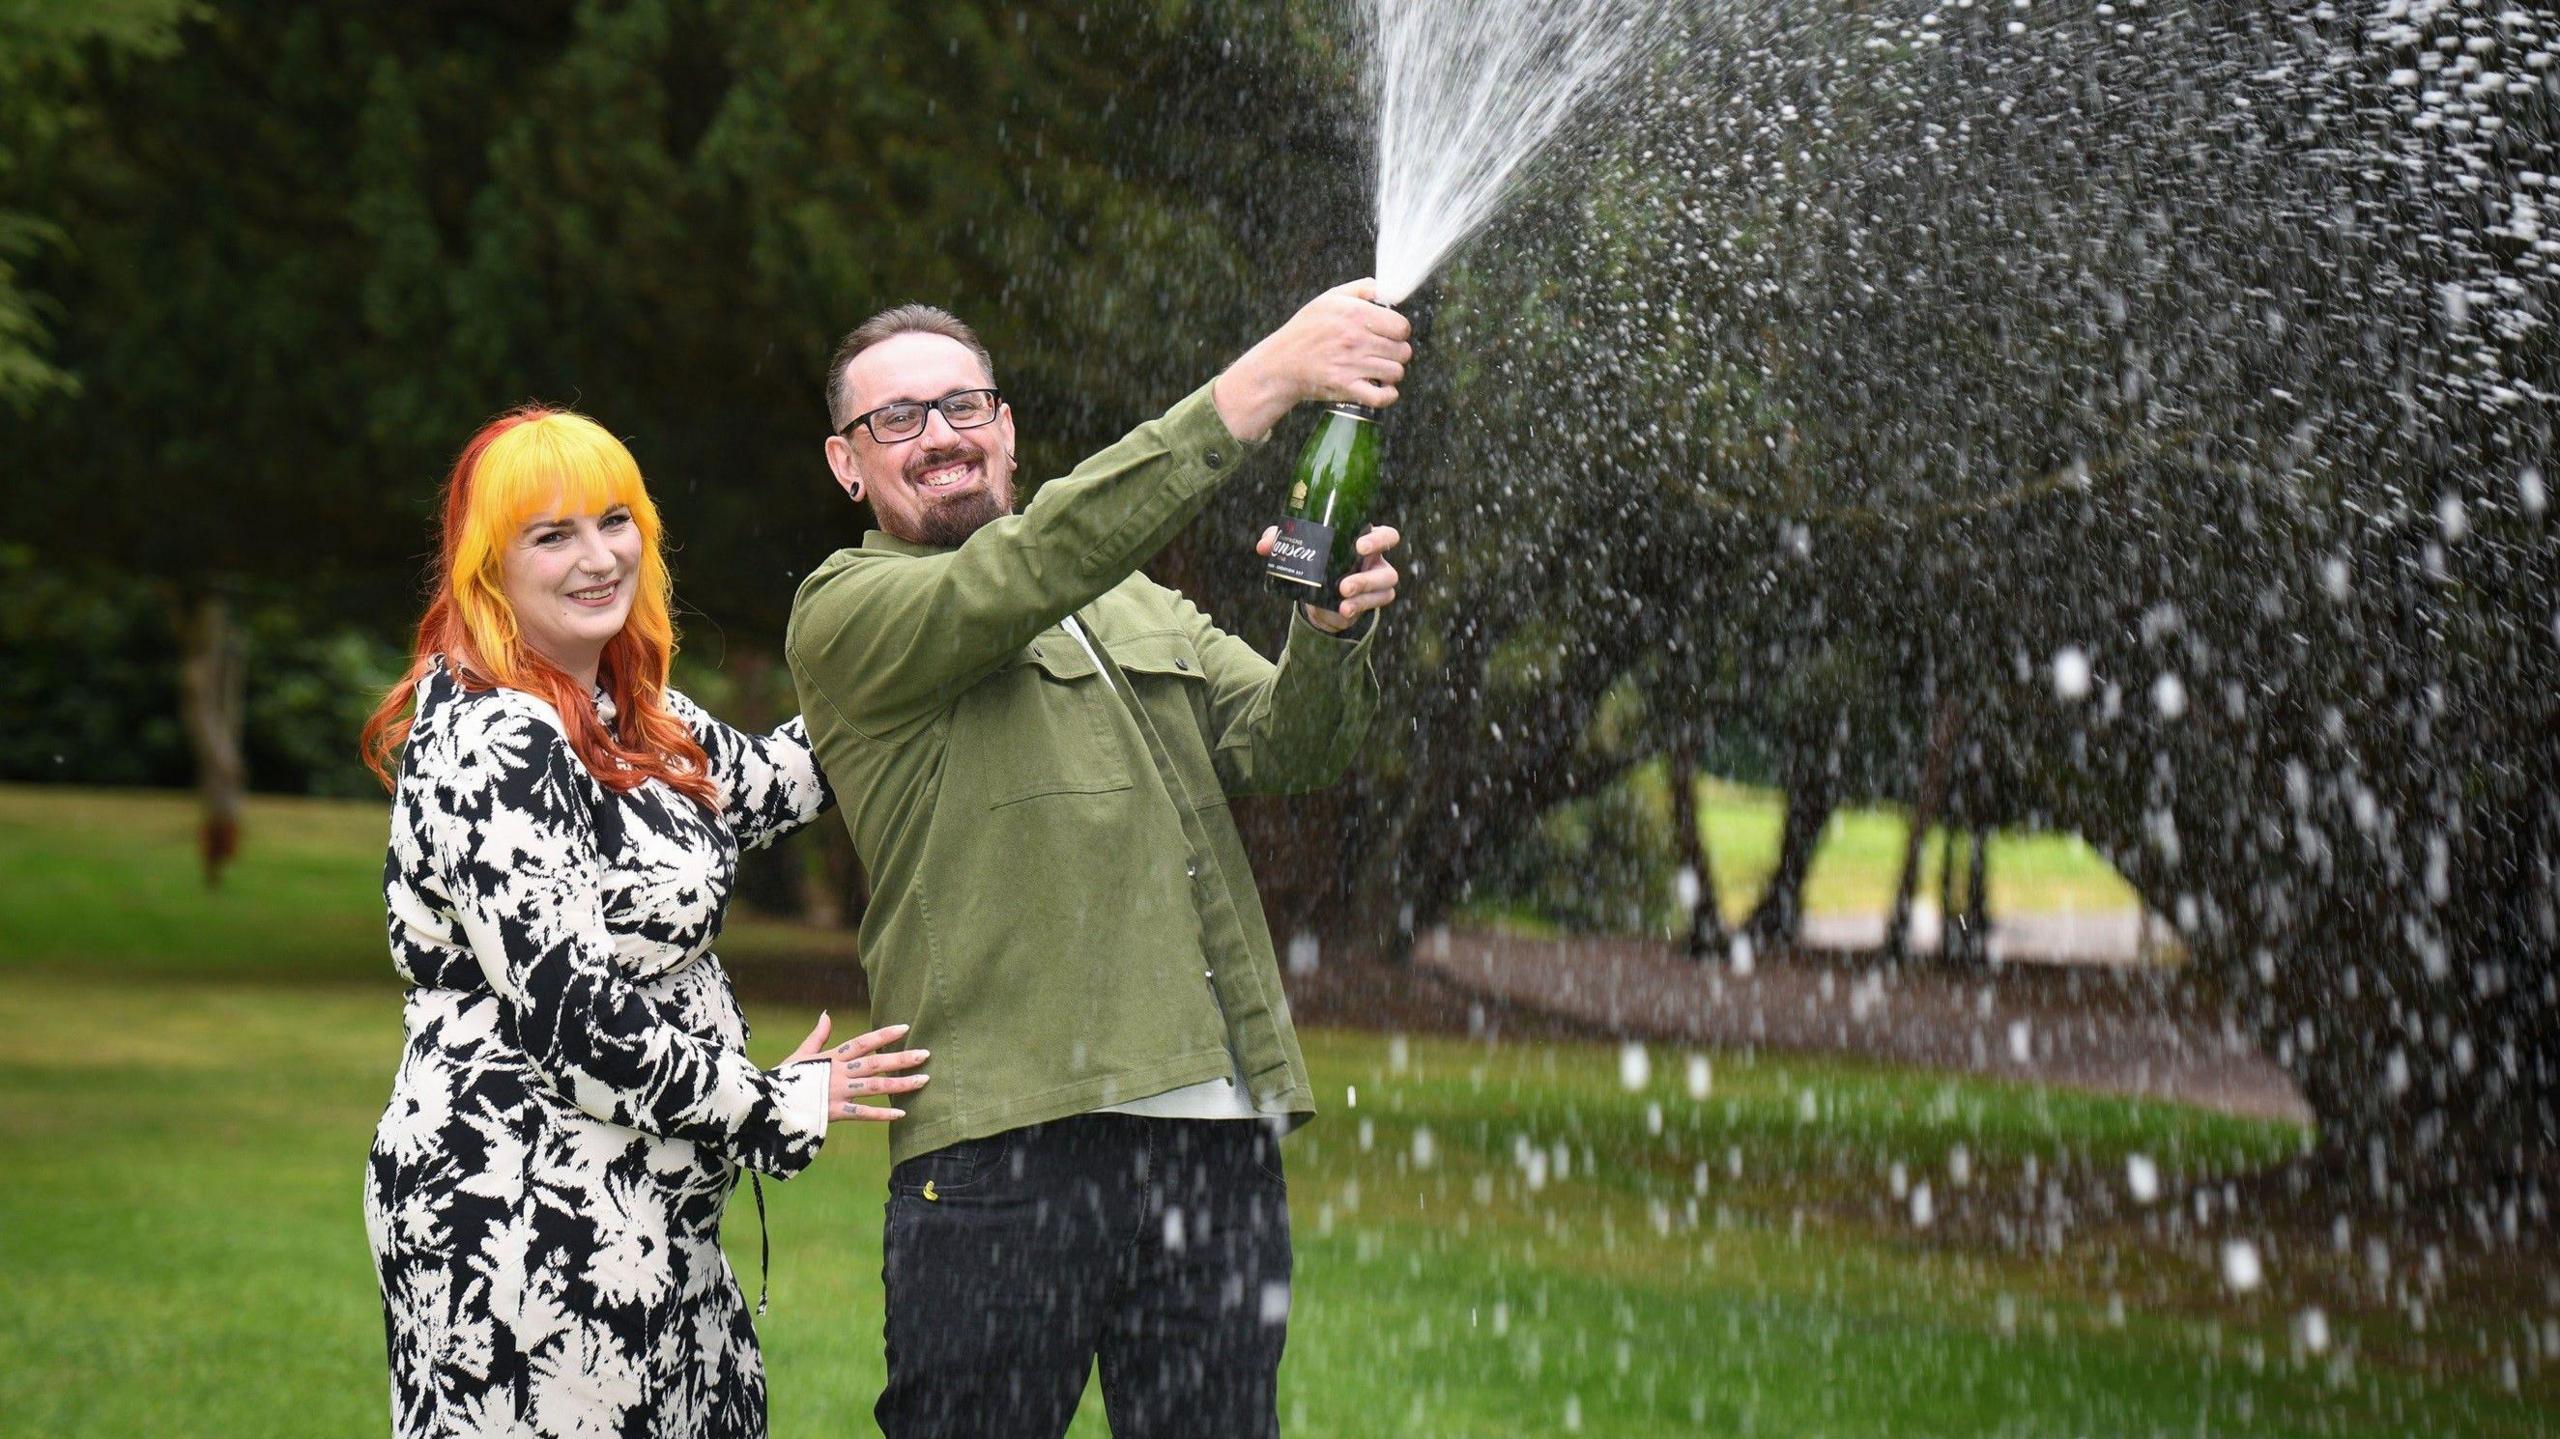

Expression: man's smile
xmin=914 ymin=459 xmax=978 ymax=493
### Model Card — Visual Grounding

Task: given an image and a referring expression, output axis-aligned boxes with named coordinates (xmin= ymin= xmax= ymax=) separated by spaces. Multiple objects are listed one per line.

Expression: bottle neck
xmin=1323 ymin=402 xmax=1379 ymax=423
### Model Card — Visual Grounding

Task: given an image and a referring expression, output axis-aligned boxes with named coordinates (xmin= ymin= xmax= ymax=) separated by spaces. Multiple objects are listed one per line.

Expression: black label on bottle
xmin=1266 ymin=516 xmax=1336 ymax=591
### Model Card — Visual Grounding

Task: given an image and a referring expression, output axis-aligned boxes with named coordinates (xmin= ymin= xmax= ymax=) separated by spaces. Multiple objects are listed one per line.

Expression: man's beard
xmin=910 ymin=489 xmax=1007 ymax=547
xmin=886 ymin=441 xmax=1011 ymax=547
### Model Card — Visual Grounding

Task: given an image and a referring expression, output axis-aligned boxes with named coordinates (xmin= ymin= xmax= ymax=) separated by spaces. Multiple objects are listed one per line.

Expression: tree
xmin=0 ymin=0 xmax=1349 ymax=876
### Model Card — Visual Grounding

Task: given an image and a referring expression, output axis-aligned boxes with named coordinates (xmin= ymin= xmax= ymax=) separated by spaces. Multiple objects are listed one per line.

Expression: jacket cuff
xmin=1158 ymin=380 xmax=1263 ymax=479
xmin=1287 ymin=604 xmax=1380 ymax=653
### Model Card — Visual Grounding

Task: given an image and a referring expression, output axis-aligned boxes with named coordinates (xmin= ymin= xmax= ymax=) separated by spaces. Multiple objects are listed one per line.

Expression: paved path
xmin=1798 ymin=904 xmax=2176 ymax=966
xmin=1412 ymin=928 xmax=2309 ymax=1123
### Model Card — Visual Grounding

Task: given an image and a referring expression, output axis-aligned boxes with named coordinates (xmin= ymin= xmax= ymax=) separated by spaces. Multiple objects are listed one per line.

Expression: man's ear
xmin=824 ymin=436 xmax=866 ymax=503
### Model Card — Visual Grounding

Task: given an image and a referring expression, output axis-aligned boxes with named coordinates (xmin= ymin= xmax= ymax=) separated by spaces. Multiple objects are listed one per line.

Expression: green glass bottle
xmin=1266 ymin=402 xmax=1380 ymax=610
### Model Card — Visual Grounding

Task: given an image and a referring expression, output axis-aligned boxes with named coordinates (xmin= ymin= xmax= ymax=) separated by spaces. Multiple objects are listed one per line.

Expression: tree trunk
xmin=1666 ymin=740 xmax=1727 ymax=960
xmin=1744 ymin=778 xmax=1836 ymax=950
xmin=178 ymin=591 xmax=246 ymax=888
xmin=1935 ymin=823 xmax=1960 ymax=961
xmin=1961 ymin=821 xmax=1990 ymax=966
xmin=1885 ymin=695 xmax=1966 ymax=964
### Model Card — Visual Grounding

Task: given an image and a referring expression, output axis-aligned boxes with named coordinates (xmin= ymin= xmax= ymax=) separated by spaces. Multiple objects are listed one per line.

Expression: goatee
xmin=909 ymin=490 xmax=1007 ymax=547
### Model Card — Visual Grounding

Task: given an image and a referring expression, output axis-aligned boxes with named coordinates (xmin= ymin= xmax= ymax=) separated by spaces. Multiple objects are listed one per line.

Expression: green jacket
xmin=786 ymin=382 xmax=1378 ymax=1163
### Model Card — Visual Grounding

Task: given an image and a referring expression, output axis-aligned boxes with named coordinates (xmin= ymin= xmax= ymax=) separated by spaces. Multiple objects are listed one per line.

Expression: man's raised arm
xmin=788 ymin=282 xmax=1411 ymax=743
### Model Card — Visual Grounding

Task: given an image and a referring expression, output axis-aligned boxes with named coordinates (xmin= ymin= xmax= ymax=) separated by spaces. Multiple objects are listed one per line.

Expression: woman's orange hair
xmin=361 ymin=406 xmax=719 ymax=808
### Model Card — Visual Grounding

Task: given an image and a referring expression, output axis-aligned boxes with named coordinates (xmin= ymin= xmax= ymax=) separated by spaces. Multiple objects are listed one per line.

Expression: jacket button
xmin=1031 ymin=645 xmax=1042 ymax=658
xmin=1205 ymin=449 xmax=1225 ymax=467
xmin=1174 ymin=658 xmax=1190 ymax=671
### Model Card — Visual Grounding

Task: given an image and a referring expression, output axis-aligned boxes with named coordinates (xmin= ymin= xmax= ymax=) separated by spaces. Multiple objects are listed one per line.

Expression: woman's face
xmin=499 ymin=501 xmax=644 ymax=683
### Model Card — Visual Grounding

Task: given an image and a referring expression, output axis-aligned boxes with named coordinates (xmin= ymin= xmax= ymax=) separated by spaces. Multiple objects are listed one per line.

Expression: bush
xmin=0 ymin=547 xmax=403 ymax=796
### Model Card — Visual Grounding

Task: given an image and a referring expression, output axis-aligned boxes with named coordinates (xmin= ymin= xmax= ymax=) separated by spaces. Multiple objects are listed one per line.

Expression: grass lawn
xmin=1456 ymin=766 xmax=2144 ymax=936
xmin=1674 ymin=770 xmax=2143 ymax=920
xmin=3 ymin=975 xmax=2546 ymax=1437
xmin=2 ymin=784 xmax=2549 ymax=1435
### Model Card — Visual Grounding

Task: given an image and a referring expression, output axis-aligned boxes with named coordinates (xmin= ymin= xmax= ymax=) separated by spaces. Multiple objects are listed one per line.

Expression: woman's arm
xmin=427 ymin=696 xmax=829 ymax=1176
xmin=664 ymin=688 xmax=834 ymax=851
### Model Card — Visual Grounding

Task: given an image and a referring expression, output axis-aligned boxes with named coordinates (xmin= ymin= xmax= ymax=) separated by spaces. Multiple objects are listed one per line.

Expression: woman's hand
xmin=784 ymin=1012 xmax=930 ymax=1123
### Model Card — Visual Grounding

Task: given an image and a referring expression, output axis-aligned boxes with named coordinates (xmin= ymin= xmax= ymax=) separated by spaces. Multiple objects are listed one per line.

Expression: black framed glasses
xmin=838 ymin=388 xmax=1003 ymax=444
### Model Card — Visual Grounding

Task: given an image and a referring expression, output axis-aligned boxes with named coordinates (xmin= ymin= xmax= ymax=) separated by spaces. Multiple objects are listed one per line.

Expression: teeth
xmin=570 ymin=584 xmax=616 ymax=600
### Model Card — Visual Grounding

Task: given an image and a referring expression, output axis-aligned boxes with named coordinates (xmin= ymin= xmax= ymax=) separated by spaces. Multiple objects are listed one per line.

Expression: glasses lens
xmin=942 ymin=390 xmax=995 ymax=427
xmin=870 ymin=403 xmax=926 ymax=442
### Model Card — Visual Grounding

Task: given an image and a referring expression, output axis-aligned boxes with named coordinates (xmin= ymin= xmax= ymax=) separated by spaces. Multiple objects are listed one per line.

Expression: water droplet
xmin=2222 ymin=1239 xmax=2265 ymax=1293
xmin=2052 ymin=645 xmax=2093 ymax=701
xmin=2296 ymin=1307 xmax=2330 ymax=1354
xmin=1618 ymin=1042 xmax=1651 ymax=1091
xmin=2126 ymin=1154 xmax=2161 ymax=1204
xmin=2151 ymin=672 xmax=2188 ymax=719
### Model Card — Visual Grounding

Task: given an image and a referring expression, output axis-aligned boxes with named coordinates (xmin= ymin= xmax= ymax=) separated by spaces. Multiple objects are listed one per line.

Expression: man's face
xmin=824 ymin=332 xmax=1017 ymax=547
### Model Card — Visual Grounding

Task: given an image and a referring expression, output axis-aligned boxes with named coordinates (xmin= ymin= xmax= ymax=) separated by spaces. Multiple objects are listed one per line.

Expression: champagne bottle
xmin=1265 ymin=402 xmax=1380 ymax=610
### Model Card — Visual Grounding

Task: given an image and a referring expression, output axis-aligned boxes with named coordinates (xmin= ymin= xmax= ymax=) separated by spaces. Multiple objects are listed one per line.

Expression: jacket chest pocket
xmin=961 ymin=635 xmax=1135 ymax=809
xmin=1107 ymin=630 xmax=1223 ymax=810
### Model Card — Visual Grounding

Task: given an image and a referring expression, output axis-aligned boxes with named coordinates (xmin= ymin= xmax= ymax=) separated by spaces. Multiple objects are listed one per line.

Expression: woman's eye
xmin=534 ymin=530 xmax=567 ymax=545
xmin=602 ymin=512 xmax=631 ymax=529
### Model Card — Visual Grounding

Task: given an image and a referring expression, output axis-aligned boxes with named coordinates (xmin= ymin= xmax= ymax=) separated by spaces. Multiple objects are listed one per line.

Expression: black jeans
xmin=875 ymin=1113 xmax=1292 ymax=1439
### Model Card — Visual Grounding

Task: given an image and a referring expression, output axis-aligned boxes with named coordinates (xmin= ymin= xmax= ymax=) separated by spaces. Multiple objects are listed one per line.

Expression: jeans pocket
xmin=889 ymin=1134 xmax=1000 ymax=1198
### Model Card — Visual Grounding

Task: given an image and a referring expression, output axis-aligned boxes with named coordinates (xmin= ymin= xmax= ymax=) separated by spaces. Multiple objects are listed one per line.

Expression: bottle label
xmin=1266 ymin=516 xmax=1336 ymax=592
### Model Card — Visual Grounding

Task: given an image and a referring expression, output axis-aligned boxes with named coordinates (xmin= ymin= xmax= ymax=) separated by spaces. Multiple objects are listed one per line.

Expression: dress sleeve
xmin=428 ymin=697 xmax=829 ymax=1178
xmin=664 ymin=689 xmax=834 ymax=852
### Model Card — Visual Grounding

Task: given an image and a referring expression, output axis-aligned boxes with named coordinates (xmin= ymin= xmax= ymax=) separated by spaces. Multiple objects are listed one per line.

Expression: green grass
xmin=1681 ymin=771 xmax=2142 ymax=920
xmin=2 ymin=975 xmax=2547 ymax=1437
xmin=1705 ymin=778 xmax=2142 ymax=919
xmin=1467 ymin=767 xmax=2143 ymax=934
xmin=0 ymin=786 xmax=391 ymax=981
xmin=2 ymin=783 xmax=2550 ymax=1435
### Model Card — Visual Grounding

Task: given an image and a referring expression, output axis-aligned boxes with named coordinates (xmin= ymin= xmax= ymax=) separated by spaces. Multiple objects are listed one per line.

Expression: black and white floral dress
xmin=364 ymin=661 xmax=833 ymax=1438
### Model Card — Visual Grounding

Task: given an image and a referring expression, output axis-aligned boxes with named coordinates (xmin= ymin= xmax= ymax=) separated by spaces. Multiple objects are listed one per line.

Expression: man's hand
xmin=1213 ymin=280 xmax=1414 ymax=442
xmin=1256 ymin=524 xmax=1402 ymax=634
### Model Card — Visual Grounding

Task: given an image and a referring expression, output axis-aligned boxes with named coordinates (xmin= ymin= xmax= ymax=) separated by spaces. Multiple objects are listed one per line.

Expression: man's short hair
xmin=826 ymin=304 xmax=997 ymax=432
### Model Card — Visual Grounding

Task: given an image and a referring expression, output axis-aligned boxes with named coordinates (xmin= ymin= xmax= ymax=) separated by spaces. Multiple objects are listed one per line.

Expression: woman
xmin=358 ymin=406 xmax=924 ymax=1437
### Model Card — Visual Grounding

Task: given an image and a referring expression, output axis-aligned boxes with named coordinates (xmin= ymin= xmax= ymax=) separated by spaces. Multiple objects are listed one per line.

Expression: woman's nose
xmin=573 ymin=526 xmax=617 ymax=571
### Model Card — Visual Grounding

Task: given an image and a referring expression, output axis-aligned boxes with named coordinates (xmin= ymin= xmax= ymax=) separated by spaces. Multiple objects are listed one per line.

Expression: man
xmin=786 ymin=281 xmax=1411 ymax=1437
